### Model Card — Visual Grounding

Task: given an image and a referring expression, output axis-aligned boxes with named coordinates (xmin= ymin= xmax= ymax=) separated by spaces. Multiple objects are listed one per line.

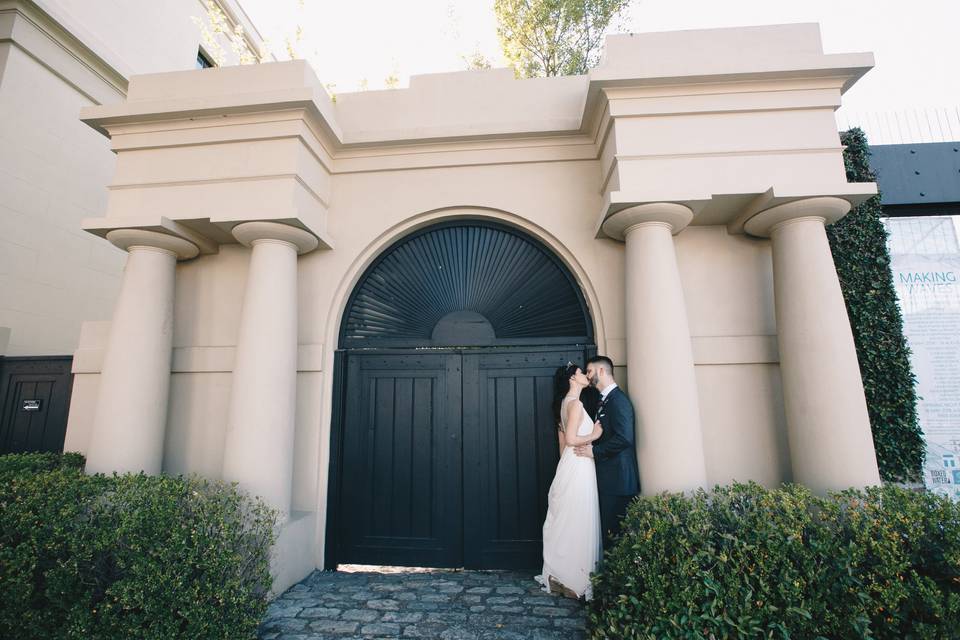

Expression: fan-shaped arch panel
xmin=341 ymin=222 xmax=593 ymax=348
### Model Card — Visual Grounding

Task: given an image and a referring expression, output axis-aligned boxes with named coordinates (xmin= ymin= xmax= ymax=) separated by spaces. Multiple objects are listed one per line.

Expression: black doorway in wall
xmin=0 ymin=356 xmax=73 ymax=455
xmin=327 ymin=221 xmax=596 ymax=570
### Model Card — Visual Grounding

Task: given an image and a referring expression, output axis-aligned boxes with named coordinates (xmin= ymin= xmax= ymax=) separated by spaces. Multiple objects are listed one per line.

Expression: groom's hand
xmin=574 ymin=444 xmax=593 ymax=459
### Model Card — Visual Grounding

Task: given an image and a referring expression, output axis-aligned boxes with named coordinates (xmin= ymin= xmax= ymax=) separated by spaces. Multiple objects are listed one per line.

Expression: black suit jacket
xmin=592 ymin=387 xmax=640 ymax=496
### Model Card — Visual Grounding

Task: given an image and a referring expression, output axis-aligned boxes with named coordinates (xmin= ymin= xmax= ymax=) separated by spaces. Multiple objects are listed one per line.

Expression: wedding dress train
xmin=534 ymin=397 xmax=603 ymax=600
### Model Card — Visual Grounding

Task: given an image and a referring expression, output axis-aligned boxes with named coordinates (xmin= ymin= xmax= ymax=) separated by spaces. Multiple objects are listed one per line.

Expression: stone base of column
xmin=270 ymin=511 xmax=316 ymax=596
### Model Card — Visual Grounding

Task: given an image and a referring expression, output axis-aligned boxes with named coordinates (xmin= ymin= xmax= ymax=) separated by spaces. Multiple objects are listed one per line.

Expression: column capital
xmin=105 ymin=228 xmax=199 ymax=260
xmin=744 ymin=196 xmax=851 ymax=238
xmin=602 ymin=202 xmax=694 ymax=241
xmin=232 ymin=221 xmax=319 ymax=255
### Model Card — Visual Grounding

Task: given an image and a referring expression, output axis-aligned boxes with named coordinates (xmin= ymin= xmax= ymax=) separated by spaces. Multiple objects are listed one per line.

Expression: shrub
xmin=0 ymin=453 xmax=277 ymax=640
xmin=589 ymin=483 xmax=960 ymax=639
xmin=0 ymin=450 xmax=85 ymax=475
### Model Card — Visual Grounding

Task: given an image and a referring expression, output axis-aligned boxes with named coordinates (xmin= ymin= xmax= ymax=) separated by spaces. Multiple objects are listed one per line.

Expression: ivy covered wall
xmin=828 ymin=128 xmax=924 ymax=482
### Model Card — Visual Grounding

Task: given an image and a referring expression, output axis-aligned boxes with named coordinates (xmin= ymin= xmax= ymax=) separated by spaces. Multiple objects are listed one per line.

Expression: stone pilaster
xmin=745 ymin=197 xmax=881 ymax=492
xmin=603 ymin=203 xmax=708 ymax=494
xmin=85 ymin=229 xmax=198 ymax=475
xmin=221 ymin=222 xmax=318 ymax=517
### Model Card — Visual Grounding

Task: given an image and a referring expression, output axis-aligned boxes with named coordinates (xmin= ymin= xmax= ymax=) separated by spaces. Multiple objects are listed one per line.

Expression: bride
xmin=534 ymin=363 xmax=603 ymax=600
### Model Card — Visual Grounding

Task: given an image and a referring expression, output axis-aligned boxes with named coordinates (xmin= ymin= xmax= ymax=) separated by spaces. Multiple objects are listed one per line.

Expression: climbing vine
xmin=828 ymin=128 xmax=924 ymax=482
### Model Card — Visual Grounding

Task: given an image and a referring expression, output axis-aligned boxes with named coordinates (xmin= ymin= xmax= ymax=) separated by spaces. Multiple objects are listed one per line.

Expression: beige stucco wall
xmin=674 ymin=226 xmax=790 ymax=486
xmin=64 ymin=23 xmax=880 ymax=582
xmin=0 ymin=0 xmax=267 ymax=357
xmin=0 ymin=33 xmax=121 ymax=356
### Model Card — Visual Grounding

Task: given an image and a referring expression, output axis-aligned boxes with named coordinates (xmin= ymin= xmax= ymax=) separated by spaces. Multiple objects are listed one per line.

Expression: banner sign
xmin=889 ymin=248 xmax=960 ymax=498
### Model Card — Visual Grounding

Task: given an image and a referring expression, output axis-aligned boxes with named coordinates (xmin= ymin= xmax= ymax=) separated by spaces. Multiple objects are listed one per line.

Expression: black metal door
xmin=334 ymin=346 xmax=592 ymax=569
xmin=338 ymin=352 xmax=463 ymax=567
xmin=0 ymin=357 xmax=74 ymax=454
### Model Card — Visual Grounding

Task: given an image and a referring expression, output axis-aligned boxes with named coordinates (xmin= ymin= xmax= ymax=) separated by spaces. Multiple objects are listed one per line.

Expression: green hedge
xmin=0 ymin=453 xmax=277 ymax=640
xmin=589 ymin=483 xmax=960 ymax=639
xmin=831 ymin=128 xmax=924 ymax=482
xmin=0 ymin=451 xmax=85 ymax=475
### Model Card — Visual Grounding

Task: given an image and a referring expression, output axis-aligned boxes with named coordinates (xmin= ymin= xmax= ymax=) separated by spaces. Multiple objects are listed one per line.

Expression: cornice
xmin=78 ymin=72 xmax=867 ymax=176
xmin=75 ymin=23 xmax=876 ymax=174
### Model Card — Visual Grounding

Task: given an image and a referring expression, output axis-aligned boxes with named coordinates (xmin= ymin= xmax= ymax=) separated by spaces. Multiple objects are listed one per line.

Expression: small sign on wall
xmin=22 ymin=400 xmax=41 ymax=412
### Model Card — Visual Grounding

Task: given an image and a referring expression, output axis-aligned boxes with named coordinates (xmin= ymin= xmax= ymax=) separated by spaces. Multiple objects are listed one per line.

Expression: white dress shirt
xmin=599 ymin=382 xmax=618 ymax=401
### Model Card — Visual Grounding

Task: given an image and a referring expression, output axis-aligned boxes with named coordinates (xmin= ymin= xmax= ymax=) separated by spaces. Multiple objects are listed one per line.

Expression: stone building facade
xmin=63 ymin=23 xmax=882 ymax=592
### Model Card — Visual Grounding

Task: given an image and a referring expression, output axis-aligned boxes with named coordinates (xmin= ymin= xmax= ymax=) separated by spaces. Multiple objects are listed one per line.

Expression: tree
xmin=494 ymin=0 xmax=633 ymax=78
xmin=463 ymin=48 xmax=493 ymax=71
xmin=191 ymin=0 xmax=267 ymax=66
xmin=191 ymin=0 xmax=303 ymax=67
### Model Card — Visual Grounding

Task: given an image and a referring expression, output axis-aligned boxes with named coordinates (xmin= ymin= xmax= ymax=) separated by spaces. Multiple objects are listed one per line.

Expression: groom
xmin=575 ymin=356 xmax=640 ymax=549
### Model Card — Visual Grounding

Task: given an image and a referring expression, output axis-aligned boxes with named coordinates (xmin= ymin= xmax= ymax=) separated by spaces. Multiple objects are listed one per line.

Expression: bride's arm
xmin=563 ymin=401 xmax=602 ymax=447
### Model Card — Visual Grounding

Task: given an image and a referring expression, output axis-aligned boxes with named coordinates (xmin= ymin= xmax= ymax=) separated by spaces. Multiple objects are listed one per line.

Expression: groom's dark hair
xmin=586 ymin=355 xmax=615 ymax=377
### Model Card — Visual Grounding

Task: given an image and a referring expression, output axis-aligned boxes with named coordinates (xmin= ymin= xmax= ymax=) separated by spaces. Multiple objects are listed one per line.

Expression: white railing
xmin=837 ymin=107 xmax=960 ymax=145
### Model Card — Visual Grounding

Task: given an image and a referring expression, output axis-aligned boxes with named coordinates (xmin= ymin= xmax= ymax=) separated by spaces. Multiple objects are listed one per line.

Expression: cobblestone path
xmin=259 ymin=567 xmax=588 ymax=640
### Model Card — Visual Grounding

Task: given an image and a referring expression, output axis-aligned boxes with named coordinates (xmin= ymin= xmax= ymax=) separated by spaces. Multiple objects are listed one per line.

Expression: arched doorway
xmin=327 ymin=221 xmax=596 ymax=570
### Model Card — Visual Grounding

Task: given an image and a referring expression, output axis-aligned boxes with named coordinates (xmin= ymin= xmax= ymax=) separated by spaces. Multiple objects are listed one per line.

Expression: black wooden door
xmin=0 ymin=357 xmax=74 ymax=454
xmin=334 ymin=346 xmax=593 ymax=569
xmin=338 ymin=353 xmax=463 ymax=567
xmin=332 ymin=221 xmax=597 ymax=569
xmin=462 ymin=348 xmax=586 ymax=569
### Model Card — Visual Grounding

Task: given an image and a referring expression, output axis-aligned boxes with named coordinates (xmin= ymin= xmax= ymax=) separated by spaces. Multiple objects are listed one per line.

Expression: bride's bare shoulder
xmin=562 ymin=398 xmax=584 ymax=421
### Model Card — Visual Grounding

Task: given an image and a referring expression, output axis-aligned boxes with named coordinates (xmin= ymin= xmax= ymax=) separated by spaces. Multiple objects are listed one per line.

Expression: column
xmin=745 ymin=197 xmax=881 ymax=493
xmin=603 ymin=203 xmax=708 ymax=494
xmin=221 ymin=222 xmax=318 ymax=517
xmin=85 ymin=229 xmax=198 ymax=475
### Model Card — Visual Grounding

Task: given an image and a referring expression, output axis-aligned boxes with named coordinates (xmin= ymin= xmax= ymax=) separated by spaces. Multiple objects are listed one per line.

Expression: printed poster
xmin=889 ymin=246 xmax=960 ymax=498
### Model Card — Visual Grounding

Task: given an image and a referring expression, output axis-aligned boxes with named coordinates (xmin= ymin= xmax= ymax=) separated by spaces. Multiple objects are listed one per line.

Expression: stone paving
xmin=259 ymin=566 xmax=588 ymax=640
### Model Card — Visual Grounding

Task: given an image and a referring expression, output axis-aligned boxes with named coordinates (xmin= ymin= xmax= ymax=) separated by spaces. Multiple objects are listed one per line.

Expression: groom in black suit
xmin=575 ymin=356 xmax=640 ymax=549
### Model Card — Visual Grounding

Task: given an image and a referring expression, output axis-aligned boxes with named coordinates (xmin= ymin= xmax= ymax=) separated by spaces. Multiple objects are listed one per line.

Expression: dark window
xmin=196 ymin=49 xmax=214 ymax=69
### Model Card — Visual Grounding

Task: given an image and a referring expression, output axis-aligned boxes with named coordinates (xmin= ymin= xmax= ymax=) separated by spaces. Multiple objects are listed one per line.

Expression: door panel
xmin=0 ymin=357 xmax=73 ymax=455
xmin=333 ymin=346 xmax=594 ymax=569
xmin=462 ymin=348 xmax=587 ymax=570
xmin=338 ymin=353 xmax=462 ymax=567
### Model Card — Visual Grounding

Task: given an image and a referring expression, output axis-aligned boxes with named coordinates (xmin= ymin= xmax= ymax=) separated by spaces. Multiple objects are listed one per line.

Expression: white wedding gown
xmin=534 ymin=397 xmax=603 ymax=600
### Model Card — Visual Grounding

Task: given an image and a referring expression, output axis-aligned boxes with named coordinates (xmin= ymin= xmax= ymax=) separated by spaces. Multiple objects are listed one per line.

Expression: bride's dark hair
xmin=552 ymin=363 xmax=580 ymax=430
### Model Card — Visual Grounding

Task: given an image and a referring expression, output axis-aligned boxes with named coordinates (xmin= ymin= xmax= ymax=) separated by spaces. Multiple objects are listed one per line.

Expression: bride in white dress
xmin=534 ymin=363 xmax=604 ymax=600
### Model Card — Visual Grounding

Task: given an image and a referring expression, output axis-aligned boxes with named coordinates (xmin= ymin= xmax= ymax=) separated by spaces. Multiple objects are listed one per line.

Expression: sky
xmin=241 ymin=0 xmax=960 ymax=140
